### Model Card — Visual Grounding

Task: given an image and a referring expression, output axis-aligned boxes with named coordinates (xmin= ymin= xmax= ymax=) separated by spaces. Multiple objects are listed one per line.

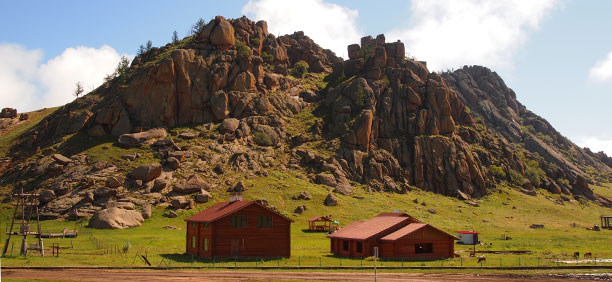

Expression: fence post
xmin=518 ymin=257 xmax=521 ymax=266
xmin=277 ymin=257 xmax=280 ymax=267
xmin=537 ymin=257 xmax=540 ymax=267
xmin=298 ymin=256 xmax=300 ymax=267
xmin=320 ymin=257 xmax=322 ymax=267
xmin=213 ymin=256 xmax=215 ymax=268
xmin=235 ymin=257 xmax=237 ymax=268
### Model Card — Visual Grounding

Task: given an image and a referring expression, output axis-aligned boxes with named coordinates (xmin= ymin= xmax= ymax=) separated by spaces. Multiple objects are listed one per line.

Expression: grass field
xmin=1 ymin=167 xmax=612 ymax=269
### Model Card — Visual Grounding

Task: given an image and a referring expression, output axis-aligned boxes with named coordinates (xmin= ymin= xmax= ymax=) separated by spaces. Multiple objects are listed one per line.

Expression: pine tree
xmin=146 ymin=40 xmax=152 ymax=51
xmin=172 ymin=31 xmax=179 ymax=44
xmin=191 ymin=18 xmax=206 ymax=34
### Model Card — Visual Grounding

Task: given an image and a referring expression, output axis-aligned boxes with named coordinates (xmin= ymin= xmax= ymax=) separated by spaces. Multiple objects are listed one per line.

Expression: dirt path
xmin=2 ymin=269 xmax=604 ymax=281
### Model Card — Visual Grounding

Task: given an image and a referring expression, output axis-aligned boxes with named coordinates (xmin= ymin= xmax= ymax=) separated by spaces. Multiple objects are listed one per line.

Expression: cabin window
xmin=257 ymin=215 xmax=273 ymax=228
xmin=231 ymin=215 xmax=247 ymax=228
xmin=342 ymin=240 xmax=349 ymax=251
xmin=191 ymin=222 xmax=197 ymax=228
xmin=191 ymin=236 xmax=196 ymax=249
xmin=203 ymin=238 xmax=209 ymax=251
xmin=415 ymin=243 xmax=433 ymax=254
xmin=204 ymin=223 xmax=209 ymax=229
xmin=356 ymin=242 xmax=363 ymax=253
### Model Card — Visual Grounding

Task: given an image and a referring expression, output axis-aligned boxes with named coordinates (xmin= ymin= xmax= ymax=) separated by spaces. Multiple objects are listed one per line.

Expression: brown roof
xmin=308 ymin=216 xmax=332 ymax=222
xmin=185 ymin=200 xmax=293 ymax=223
xmin=380 ymin=223 xmax=458 ymax=241
xmin=327 ymin=214 xmax=413 ymax=240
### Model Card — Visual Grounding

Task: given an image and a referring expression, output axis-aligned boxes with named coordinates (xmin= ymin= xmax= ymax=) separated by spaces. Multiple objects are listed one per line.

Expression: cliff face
xmin=4 ymin=16 xmax=612 ymax=217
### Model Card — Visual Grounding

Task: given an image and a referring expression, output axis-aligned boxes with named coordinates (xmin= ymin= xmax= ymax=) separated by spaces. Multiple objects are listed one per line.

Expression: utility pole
xmin=374 ymin=247 xmax=378 ymax=282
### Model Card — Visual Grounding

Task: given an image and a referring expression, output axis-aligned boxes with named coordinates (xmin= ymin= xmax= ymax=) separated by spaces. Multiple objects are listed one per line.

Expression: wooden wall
xmin=381 ymin=226 xmax=455 ymax=258
xmin=209 ymin=204 xmax=291 ymax=258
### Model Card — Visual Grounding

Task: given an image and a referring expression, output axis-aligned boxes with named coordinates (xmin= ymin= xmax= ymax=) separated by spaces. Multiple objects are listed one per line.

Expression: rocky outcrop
xmin=325 ymin=35 xmax=485 ymax=197
xmin=442 ymin=65 xmax=612 ymax=199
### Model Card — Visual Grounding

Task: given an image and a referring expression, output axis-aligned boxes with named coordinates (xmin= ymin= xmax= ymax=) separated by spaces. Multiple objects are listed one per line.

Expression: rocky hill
xmin=1 ymin=15 xmax=611 ymax=223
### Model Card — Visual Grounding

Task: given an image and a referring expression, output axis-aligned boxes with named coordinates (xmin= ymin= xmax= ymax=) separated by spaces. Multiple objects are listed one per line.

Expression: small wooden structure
xmin=601 ymin=216 xmax=612 ymax=229
xmin=308 ymin=216 xmax=333 ymax=232
xmin=328 ymin=212 xmax=457 ymax=259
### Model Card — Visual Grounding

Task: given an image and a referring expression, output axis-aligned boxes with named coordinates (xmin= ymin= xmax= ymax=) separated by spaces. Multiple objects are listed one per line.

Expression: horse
xmin=573 ymin=252 xmax=580 ymax=259
xmin=584 ymin=252 xmax=592 ymax=258
xmin=478 ymin=255 xmax=486 ymax=263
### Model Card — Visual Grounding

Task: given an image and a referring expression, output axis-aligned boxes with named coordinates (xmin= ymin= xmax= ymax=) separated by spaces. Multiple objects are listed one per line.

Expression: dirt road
xmin=3 ymin=269 xmax=609 ymax=281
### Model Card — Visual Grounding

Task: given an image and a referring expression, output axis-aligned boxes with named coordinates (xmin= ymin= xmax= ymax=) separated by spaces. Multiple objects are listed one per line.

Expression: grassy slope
xmin=2 ymin=170 xmax=612 ymax=268
xmin=0 ymin=107 xmax=58 ymax=158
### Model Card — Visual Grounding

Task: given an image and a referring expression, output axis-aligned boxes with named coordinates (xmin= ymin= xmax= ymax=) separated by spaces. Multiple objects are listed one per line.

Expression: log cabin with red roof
xmin=327 ymin=212 xmax=457 ymax=258
xmin=185 ymin=186 xmax=293 ymax=258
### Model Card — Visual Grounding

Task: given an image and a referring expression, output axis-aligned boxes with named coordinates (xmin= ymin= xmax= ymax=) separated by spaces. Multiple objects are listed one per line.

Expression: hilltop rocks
xmin=129 ymin=164 xmax=162 ymax=182
xmin=1 ymin=108 xmax=17 ymax=118
xmin=89 ymin=207 xmax=144 ymax=229
xmin=198 ymin=16 xmax=236 ymax=50
xmin=118 ymin=128 xmax=167 ymax=147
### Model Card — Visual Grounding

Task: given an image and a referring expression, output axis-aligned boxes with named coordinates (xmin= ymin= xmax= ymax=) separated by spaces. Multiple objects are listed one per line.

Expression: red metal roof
xmin=308 ymin=216 xmax=332 ymax=222
xmin=381 ymin=223 xmax=459 ymax=241
xmin=185 ymin=201 xmax=293 ymax=223
xmin=456 ymin=230 xmax=479 ymax=234
xmin=327 ymin=214 xmax=413 ymax=240
xmin=380 ymin=223 xmax=427 ymax=241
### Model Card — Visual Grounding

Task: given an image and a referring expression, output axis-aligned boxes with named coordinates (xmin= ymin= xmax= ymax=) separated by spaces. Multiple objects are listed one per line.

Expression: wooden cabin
xmin=185 ymin=200 xmax=293 ymax=258
xmin=308 ymin=216 xmax=333 ymax=232
xmin=327 ymin=212 xmax=457 ymax=258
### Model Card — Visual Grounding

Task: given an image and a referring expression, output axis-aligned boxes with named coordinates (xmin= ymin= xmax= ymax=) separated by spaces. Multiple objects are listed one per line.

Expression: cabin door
xmin=231 ymin=239 xmax=240 ymax=257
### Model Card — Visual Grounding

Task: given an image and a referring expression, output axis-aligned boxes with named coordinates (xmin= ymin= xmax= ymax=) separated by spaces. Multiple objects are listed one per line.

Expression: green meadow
xmin=2 ymin=170 xmax=612 ymax=269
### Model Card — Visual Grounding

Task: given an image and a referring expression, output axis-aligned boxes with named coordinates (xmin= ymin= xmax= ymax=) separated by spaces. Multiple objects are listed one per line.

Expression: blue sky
xmin=1 ymin=0 xmax=611 ymax=155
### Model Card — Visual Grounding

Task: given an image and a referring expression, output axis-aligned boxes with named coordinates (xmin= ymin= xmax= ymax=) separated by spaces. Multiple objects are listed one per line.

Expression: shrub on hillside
xmin=293 ymin=60 xmax=309 ymax=78
xmin=235 ymin=41 xmax=250 ymax=57
xmin=253 ymin=131 xmax=274 ymax=146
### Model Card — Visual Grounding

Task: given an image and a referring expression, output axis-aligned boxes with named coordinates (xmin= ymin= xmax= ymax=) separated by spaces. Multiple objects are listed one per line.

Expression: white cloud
xmin=241 ymin=0 xmax=362 ymax=59
xmin=0 ymin=44 xmax=128 ymax=112
xmin=386 ymin=0 xmax=559 ymax=72
xmin=588 ymin=50 xmax=612 ymax=82
xmin=575 ymin=136 xmax=612 ymax=156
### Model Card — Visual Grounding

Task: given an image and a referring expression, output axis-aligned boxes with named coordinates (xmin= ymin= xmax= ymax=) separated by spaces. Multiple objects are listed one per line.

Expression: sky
xmin=1 ymin=0 xmax=611 ymax=155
